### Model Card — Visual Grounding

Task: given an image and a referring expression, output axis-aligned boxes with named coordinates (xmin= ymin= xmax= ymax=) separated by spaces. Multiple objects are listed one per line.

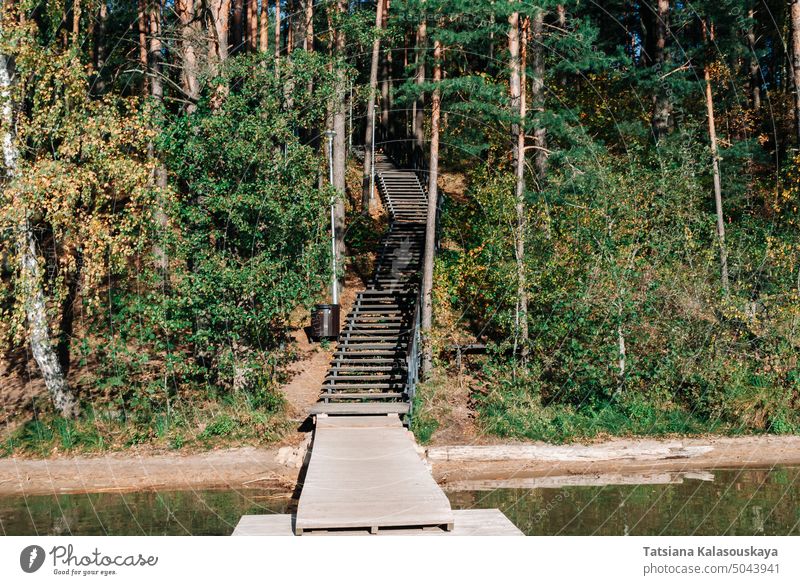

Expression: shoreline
xmin=1 ymin=435 xmax=799 ymax=497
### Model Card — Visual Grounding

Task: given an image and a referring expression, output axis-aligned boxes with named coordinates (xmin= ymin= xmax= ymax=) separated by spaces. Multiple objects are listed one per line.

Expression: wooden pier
xmin=233 ymin=510 xmax=523 ymax=536
xmin=294 ymin=415 xmax=453 ymax=534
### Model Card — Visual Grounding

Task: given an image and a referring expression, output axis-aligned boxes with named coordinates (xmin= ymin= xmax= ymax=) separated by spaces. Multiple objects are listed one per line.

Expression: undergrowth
xmin=1 ymin=388 xmax=290 ymax=457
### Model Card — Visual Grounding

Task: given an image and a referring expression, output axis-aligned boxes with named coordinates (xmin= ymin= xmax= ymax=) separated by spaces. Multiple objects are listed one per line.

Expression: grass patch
xmin=2 ymin=387 xmax=290 ymax=456
xmin=410 ymin=375 xmax=449 ymax=445
xmin=473 ymin=367 xmax=753 ymax=442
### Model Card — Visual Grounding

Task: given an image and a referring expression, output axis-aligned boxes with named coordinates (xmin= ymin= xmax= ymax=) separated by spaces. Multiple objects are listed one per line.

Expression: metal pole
xmin=369 ymin=103 xmax=377 ymax=206
xmin=326 ymin=130 xmax=338 ymax=305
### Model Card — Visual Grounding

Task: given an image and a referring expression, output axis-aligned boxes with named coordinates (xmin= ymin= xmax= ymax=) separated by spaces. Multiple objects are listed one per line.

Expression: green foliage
xmin=410 ymin=382 xmax=441 ymax=445
xmin=79 ymin=52 xmax=335 ymax=427
xmin=436 ymin=129 xmax=800 ymax=439
xmin=3 ymin=0 xmax=800 ymax=450
xmin=161 ymin=52 xmax=334 ymax=363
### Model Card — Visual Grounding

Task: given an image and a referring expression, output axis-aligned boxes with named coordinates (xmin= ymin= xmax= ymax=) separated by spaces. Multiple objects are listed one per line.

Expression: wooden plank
xmin=309 ymin=403 xmax=410 ymax=415
xmin=295 ymin=415 xmax=453 ymax=532
xmin=233 ymin=510 xmax=523 ymax=536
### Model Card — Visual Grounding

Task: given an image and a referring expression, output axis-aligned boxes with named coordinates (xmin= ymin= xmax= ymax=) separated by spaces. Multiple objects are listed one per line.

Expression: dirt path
xmin=2 ymin=435 xmax=799 ymax=497
xmin=280 ymin=272 xmax=365 ymax=418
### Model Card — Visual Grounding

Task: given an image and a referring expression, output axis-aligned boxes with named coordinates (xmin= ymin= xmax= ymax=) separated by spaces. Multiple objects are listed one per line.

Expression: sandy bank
xmin=430 ymin=435 xmax=800 ymax=489
xmin=1 ymin=435 xmax=798 ymax=497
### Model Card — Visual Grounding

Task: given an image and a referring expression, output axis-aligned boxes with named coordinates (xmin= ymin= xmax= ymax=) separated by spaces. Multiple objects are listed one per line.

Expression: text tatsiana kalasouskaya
xmin=643 ymin=547 xmax=778 ymax=560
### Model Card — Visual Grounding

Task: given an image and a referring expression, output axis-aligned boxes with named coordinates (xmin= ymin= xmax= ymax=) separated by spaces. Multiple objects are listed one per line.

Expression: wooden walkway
xmin=236 ymin=154 xmax=520 ymax=536
xmin=310 ymin=154 xmax=427 ymax=416
xmin=294 ymin=415 xmax=453 ymax=534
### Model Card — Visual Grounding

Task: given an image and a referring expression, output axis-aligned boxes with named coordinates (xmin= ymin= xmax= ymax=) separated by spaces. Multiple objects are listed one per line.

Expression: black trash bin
xmin=311 ymin=304 xmax=340 ymax=340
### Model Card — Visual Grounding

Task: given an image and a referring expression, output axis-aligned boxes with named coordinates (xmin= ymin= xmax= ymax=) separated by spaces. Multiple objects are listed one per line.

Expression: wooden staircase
xmin=310 ymin=154 xmax=427 ymax=417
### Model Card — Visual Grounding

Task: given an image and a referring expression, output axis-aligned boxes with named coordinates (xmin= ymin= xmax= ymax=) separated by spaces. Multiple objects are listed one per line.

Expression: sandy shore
xmin=1 ymin=435 xmax=799 ymax=497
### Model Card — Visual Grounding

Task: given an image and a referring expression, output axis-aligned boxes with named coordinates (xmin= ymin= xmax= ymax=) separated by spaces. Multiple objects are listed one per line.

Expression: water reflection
xmin=0 ymin=489 xmax=291 ymax=536
xmin=447 ymin=467 xmax=800 ymax=535
xmin=1 ymin=467 xmax=797 ymax=536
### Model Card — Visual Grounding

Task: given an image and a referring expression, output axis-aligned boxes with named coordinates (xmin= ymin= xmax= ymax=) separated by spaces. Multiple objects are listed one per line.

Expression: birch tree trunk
xmin=791 ymin=1 xmax=800 ymax=143
xmin=421 ymin=36 xmax=442 ymax=378
xmin=509 ymin=9 xmax=528 ymax=362
xmin=0 ymin=52 xmax=79 ymax=418
xmin=361 ymin=0 xmax=384 ymax=212
xmin=703 ymin=21 xmax=730 ymax=294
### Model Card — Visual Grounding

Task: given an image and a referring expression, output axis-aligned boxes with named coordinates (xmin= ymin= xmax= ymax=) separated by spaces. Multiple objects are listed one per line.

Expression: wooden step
xmin=309 ymin=402 xmax=411 ymax=415
xmin=322 ymin=393 xmax=405 ymax=400
xmin=322 ymin=381 xmax=405 ymax=388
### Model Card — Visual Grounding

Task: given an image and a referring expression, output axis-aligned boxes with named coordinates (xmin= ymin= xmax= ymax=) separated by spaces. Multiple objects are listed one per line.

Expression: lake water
xmin=1 ymin=467 xmax=797 ymax=536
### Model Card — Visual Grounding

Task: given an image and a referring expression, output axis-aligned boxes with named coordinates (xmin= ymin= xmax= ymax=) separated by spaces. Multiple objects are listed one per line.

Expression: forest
xmin=0 ymin=0 xmax=799 ymax=453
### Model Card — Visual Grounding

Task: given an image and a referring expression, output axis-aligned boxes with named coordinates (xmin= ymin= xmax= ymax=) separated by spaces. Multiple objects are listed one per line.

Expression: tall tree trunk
xmin=332 ymin=0 xmax=347 ymax=294
xmin=703 ymin=21 xmax=730 ymax=294
xmin=412 ymin=20 xmax=426 ymax=153
xmin=791 ymin=1 xmax=800 ymax=143
xmin=72 ymin=0 xmax=80 ymax=42
xmin=259 ymin=0 xmax=269 ymax=52
xmin=747 ymin=8 xmax=761 ymax=109
xmin=1 ymin=52 xmax=79 ymax=418
xmin=138 ymin=0 xmax=149 ymax=93
xmin=379 ymin=0 xmax=391 ymax=137
xmin=488 ymin=12 xmax=494 ymax=63
xmin=247 ymin=0 xmax=258 ymax=52
xmin=58 ymin=250 xmax=82 ymax=377
xmin=786 ymin=19 xmax=795 ymax=96
xmin=287 ymin=0 xmax=295 ymax=52
xmin=556 ymin=4 xmax=567 ymax=87
xmin=509 ymin=9 xmax=528 ymax=362
xmin=93 ymin=0 xmax=108 ymax=92
xmin=274 ymin=0 xmax=281 ymax=59
xmin=651 ymin=0 xmax=671 ymax=141
xmin=178 ymin=0 xmax=200 ymax=112
xmin=530 ymin=11 xmax=547 ymax=184
xmin=420 ymin=36 xmax=442 ymax=378
xmin=209 ymin=0 xmax=231 ymax=62
xmin=303 ymin=0 xmax=313 ymax=51
xmin=232 ymin=0 xmax=244 ymax=52
xmin=148 ymin=0 xmax=169 ymax=280
xmin=290 ymin=0 xmax=304 ymax=51
xmin=361 ymin=0 xmax=384 ymax=212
